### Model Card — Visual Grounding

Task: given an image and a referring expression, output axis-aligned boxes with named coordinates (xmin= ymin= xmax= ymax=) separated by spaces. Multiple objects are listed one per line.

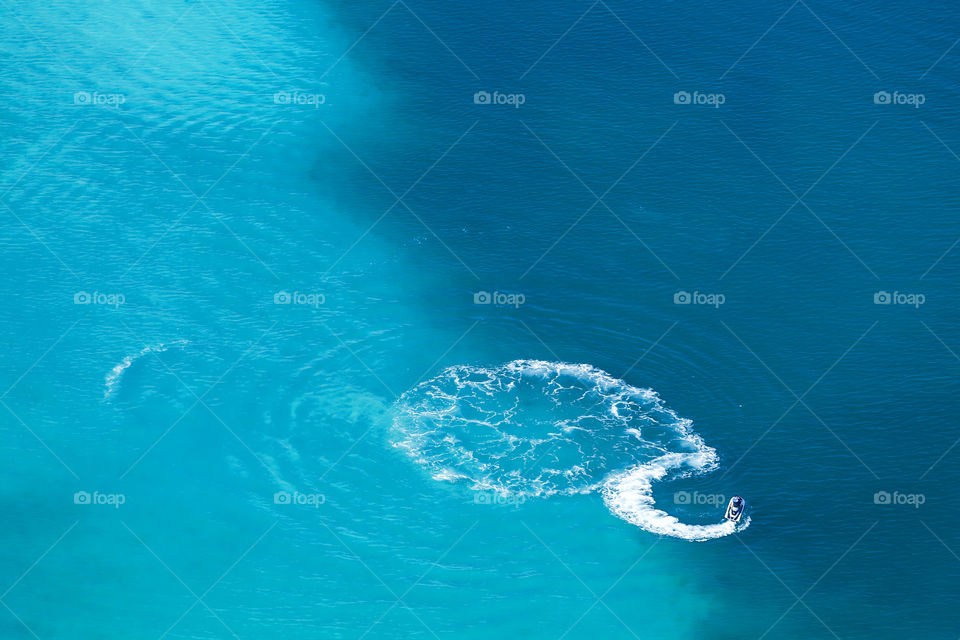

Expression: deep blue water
xmin=1 ymin=0 xmax=959 ymax=637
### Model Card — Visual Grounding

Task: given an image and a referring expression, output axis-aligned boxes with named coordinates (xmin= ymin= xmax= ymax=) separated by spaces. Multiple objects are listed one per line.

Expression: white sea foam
xmin=601 ymin=452 xmax=750 ymax=541
xmin=104 ymin=340 xmax=189 ymax=399
xmin=392 ymin=360 xmax=749 ymax=541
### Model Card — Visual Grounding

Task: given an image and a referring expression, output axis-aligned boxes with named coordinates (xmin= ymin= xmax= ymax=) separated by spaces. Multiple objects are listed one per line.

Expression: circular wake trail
xmin=391 ymin=360 xmax=749 ymax=541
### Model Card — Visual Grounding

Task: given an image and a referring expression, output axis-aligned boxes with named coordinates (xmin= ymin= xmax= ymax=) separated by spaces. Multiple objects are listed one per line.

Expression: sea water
xmin=1 ymin=0 xmax=958 ymax=638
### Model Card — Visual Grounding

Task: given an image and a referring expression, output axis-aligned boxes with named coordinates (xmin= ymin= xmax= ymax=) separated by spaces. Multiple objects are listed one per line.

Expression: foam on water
xmin=104 ymin=340 xmax=189 ymax=399
xmin=391 ymin=360 xmax=749 ymax=541
xmin=602 ymin=453 xmax=750 ymax=541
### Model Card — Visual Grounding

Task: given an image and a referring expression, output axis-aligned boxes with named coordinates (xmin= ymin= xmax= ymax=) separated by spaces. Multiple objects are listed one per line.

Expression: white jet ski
xmin=724 ymin=496 xmax=745 ymax=523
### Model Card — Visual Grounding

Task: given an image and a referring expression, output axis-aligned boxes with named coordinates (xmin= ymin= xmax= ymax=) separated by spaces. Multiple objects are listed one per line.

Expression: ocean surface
xmin=1 ymin=0 xmax=958 ymax=637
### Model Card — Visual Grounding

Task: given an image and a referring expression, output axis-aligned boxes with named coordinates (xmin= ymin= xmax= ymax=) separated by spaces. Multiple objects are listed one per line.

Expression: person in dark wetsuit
xmin=728 ymin=496 xmax=743 ymax=520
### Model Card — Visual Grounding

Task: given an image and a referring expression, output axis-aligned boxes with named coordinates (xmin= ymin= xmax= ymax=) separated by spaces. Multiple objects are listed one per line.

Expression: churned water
xmin=1 ymin=0 xmax=958 ymax=638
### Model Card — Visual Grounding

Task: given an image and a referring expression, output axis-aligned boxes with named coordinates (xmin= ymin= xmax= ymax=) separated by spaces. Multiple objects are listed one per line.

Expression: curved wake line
xmin=392 ymin=359 xmax=749 ymax=542
xmin=601 ymin=453 xmax=750 ymax=541
xmin=104 ymin=340 xmax=189 ymax=399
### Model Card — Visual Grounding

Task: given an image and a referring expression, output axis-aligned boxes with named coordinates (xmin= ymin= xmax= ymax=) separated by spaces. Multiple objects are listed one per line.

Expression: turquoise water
xmin=2 ymin=0 xmax=959 ymax=637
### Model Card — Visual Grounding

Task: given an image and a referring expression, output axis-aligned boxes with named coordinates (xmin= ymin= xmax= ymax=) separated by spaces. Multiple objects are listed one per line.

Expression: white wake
xmin=391 ymin=360 xmax=749 ymax=541
xmin=104 ymin=340 xmax=189 ymax=399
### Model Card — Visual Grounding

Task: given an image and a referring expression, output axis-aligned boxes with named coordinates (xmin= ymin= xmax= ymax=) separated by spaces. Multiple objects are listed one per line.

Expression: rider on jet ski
xmin=725 ymin=495 xmax=745 ymax=523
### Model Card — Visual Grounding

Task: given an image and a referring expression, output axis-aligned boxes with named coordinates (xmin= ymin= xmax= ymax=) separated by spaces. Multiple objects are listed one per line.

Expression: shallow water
xmin=1 ymin=0 xmax=959 ymax=638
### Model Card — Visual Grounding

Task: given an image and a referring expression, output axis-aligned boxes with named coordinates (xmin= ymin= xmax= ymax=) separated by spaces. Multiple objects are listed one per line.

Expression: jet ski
xmin=724 ymin=496 xmax=745 ymax=523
